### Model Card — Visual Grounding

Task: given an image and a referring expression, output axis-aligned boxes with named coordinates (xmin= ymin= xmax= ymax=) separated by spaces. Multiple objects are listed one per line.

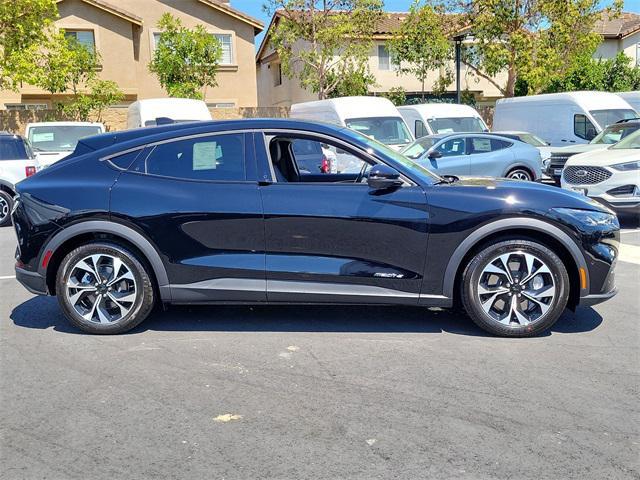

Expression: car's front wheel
xmin=461 ymin=240 xmax=569 ymax=337
xmin=0 ymin=190 xmax=13 ymax=227
xmin=56 ymin=242 xmax=155 ymax=334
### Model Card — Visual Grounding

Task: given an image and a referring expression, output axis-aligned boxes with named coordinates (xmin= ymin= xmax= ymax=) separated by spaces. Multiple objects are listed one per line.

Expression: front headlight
xmin=552 ymin=208 xmax=619 ymax=228
xmin=612 ymin=161 xmax=640 ymax=171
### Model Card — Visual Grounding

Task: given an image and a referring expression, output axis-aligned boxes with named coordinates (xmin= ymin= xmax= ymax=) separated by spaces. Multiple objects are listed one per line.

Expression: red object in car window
xmin=25 ymin=166 xmax=36 ymax=177
xmin=320 ymin=156 xmax=329 ymax=174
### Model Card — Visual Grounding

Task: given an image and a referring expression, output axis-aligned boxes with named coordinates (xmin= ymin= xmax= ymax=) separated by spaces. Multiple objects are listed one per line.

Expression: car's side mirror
xmin=427 ymin=150 xmax=442 ymax=159
xmin=367 ymin=164 xmax=402 ymax=190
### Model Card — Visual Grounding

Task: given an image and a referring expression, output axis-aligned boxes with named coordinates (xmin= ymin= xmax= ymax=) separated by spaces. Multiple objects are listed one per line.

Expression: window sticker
xmin=32 ymin=132 xmax=54 ymax=142
xmin=193 ymin=142 xmax=218 ymax=170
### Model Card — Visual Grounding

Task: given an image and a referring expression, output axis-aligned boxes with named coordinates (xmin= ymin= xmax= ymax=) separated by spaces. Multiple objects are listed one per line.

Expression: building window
xmin=637 ymin=43 xmax=640 ymax=67
xmin=214 ymin=34 xmax=233 ymax=65
xmin=64 ymin=30 xmax=95 ymax=53
xmin=378 ymin=45 xmax=397 ymax=71
xmin=153 ymin=32 xmax=233 ymax=65
xmin=273 ymin=63 xmax=282 ymax=86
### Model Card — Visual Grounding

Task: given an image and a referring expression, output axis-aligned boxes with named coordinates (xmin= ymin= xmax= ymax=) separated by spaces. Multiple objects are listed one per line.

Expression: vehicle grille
xmin=549 ymin=153 xmax=576 ymax=172
xmin=563 ymin=166 xmax=612 ymax=185
xmin=607 ymin=185 xmax=637 ymax=197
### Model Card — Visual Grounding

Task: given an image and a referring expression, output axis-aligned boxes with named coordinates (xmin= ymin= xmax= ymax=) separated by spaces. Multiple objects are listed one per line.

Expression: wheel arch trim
xmin=39 ymin=220 xmax=171 ymax=300
xmin=442 ymin=218 xmax=588 ymax=299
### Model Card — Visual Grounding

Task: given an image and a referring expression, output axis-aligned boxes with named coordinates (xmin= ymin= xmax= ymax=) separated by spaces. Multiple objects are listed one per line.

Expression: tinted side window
xmin=144 ymin=134 xmax=245 ymax=181
xmin=436 ymin=138 xmax=466 ymax=157
xmin=415 ymin=120 xmax=428 ymax=138
xmin=0 ymin=137 xmax=29 ymax=160
xmin=574 ymin=114 xmax=597 ymax=141
xmin=490 ymin=139 xmax=511 ymax=151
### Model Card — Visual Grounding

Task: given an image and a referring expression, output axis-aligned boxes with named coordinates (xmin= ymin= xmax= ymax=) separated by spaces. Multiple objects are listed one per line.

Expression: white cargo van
xmin=616 ymin=91 xmax=640 ymax=113
xmin=127 ymin=98 xmax=212 ymax=129
xmin=290 ymin=96 xmax=413 ymax=150
xmin=398 ymin=103 xmax=488 ymax=138
xmin=493 ymin=91 xmax=636 ymax=146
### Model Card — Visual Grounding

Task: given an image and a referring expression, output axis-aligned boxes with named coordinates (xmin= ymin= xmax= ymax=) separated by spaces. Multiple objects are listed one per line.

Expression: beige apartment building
xmin=0 ymin=0 xmax=263 ymax=110
xmin=256 ymin=11 xmax=640 ymax=109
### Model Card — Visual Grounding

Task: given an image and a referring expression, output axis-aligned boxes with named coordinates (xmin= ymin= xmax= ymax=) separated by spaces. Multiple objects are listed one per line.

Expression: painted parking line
xmin=0 ymin=275 xmax=16 ymax=280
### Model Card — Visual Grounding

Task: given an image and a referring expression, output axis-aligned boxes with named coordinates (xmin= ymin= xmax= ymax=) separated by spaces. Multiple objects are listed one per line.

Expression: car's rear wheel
xmin=461 ymin=240 xmax=569 ymax=337
xmin=506 ymin=168 xmax=533 ymax=181
xmin=0 ymin=190 xmax=13 ymax=227
xmin=56 ymin=242 xmax=155 ymax=334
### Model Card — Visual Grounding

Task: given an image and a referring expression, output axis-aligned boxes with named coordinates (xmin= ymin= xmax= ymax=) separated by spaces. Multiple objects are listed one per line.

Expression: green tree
xmin=0 ymin=0 xmax=58 ymax=89
xmin=450 ymin=0 xmax=623 ymax=97
xmin=60 ymin=79 xmax=124 ymax=122
xmin=149 ymin=13 xmax=222 ymax=99
xmin=541 ymin=52 xmax=640 ymax=93
xmin=383 ymin=87 xmax=407 ymax=106
xmin=264 ymin=0 xmax=383 ymax=99
xmin=327 ymin=65 xmax=377 ymax=98
xmin=387 ymin=0 xmax=453 ymax=100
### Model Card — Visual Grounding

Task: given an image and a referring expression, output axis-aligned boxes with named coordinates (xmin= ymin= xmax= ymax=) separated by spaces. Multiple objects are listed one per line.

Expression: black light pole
xmin=455 ymin=37 xmax=462 ymax=104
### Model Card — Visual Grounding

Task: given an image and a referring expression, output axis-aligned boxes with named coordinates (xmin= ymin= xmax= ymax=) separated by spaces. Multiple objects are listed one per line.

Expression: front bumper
xmin=15 ymin=265 xmax=48 ymax=295
xmin=579 ymin=288 xmax=618 ymax=307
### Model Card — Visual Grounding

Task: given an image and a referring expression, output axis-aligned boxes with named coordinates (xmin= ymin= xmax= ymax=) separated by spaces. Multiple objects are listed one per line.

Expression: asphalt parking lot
xmin=0 ymin=223 xmax=638 ymax=480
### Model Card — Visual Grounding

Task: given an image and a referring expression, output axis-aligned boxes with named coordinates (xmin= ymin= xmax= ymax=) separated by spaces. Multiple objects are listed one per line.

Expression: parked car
xmin=401 ymin=133 xmax=542 ymax=181
xmin=13 ymin=119 xmax=618 ymax=337
xmin=547 ymin=118 xmax=640 ymax=184
xmin=127 ymin=98 xmax=212 ymax=129
xmin=493 ymin=91 xmax=636 ymax=146
xmin=561 ymin=128 xmax=640 ymax=219
xmin=25 ymin=122 xmax=105 ymax=167
xmin=0 ymin=132 xmax=40 ymax=226
xmin=398 ymin=103 xmax=489 ymax=138
xmin=487 ymin=131 xmax=553 ymax=176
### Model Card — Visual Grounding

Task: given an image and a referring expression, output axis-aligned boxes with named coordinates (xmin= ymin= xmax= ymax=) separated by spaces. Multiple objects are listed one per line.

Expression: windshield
xmin=345 ymin=117 xmax=413 ymax=146
xmin=28 ymin=125 xmax=103 ymax=152
xmin=400 ymin=137 xmax=436 ymax=159
xmin=590 ymin=123 xmax=639 ymax=144
xmin=342 ymin=128 xmax=441 ymax=184
xmin=589 ymin=109 xmax=637 ymax=129
xmin=611 ymin=129 xmax=640 ymax=149
xmin=427 ymin=116 xmax=486 ymax=134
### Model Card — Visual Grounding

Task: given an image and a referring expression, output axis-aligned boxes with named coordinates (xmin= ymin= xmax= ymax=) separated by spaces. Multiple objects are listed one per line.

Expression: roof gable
xmin=56 ymin=0 xmax=143 ymax=26
xmin=197 ymin=0 xmax=264 ymax=33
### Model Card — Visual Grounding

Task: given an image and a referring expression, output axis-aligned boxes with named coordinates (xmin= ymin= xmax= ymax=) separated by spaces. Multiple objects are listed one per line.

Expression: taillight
xmin=25 ymin=166 xmax=36 ymax=177
xmin=320 ymin=156 xmax=329 ymax=174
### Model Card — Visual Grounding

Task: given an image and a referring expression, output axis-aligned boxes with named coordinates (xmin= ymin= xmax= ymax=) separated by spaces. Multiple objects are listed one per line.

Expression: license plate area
xmin=571 ymin=187 xmax=588 ymax=195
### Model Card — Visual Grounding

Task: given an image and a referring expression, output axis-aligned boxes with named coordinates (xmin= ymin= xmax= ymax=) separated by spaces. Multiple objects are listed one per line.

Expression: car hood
xmin=441 ymin=176 xmax=609 ymax=213
xmin=551 ymin=144 xmax=609 ymax=155
xmin=565 ymin=148 xmax=640 ymax=167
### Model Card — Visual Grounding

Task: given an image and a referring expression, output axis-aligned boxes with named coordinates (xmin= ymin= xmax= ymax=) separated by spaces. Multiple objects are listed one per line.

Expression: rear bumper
xmin=15 ymin=266 xmax=48 ymax=295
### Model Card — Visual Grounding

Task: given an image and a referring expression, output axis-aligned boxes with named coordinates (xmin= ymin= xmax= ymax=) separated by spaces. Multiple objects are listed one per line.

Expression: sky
xmin=230 ymin=0 xmax=640 ymax=48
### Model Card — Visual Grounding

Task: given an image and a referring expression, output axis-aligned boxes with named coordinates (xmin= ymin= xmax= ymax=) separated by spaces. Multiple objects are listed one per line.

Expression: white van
xmin=398 ymin=103 xmax=488 ymax=138
xmin=127 ymin=98 xmax=212 ymax=129
xmin=493 ymin=91 xmax=636 ymax=146
xmin=290 ymin=96 xmax=413 ymax=150
xmin=616 ymin=91 xmax=640 ymax=113
xmin=25 ymin=122 xmax=105 ymax=167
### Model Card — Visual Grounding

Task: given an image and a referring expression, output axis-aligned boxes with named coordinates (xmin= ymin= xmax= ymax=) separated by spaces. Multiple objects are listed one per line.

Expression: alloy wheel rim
xmin=0 ymin=196 xmax=8 ymax=221
xmin=509 ymin=171 xmax=530 ymax=181
xmin=66 ymin=254 xmax=137 ymax=324
xmin=477 ymin=251 xmax=555 ymax=327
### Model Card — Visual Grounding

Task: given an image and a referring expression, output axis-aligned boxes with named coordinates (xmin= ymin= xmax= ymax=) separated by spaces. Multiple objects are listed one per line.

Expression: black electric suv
xmin=12 ymin=119 xmax=619 ymax=337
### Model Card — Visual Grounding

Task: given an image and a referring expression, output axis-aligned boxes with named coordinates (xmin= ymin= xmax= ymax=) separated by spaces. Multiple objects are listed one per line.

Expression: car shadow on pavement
xmin=11 ymin=296 xmax=603 ymax=337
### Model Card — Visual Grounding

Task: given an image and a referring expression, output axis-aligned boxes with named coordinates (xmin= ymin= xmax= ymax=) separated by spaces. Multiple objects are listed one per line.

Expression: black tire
xmin=56 ymin=242 xmax=155 ymax=334
xmin=461 ymin=239 xmax=569 ymax=337
xmin=0 ymin=189 xmax=13 ymax=227
xmin=506 ymin=168 xmax=533 ymax=181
